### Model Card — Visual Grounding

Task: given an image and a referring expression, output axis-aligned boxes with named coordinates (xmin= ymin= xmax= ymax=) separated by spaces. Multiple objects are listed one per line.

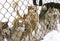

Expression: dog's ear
xmin=28 ymin=6 xmax=37 ymax=10
xmin=33 ymin=6 xmax=37 ymax=12
xmin=42 ymin=5 xmax=47 ymax=11
xmin=28 ymin=6 xmax=32 ymax=11
xmin=28 ymin=6 xmax=37 ymax=13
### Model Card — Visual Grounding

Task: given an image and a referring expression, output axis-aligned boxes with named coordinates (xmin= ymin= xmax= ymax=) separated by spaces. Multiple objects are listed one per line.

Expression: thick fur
xmin=12 ymin=6 xmax=38 ymax=41
xmin=39 ymin=2 xmax=60 ymax=21
xmin=0 ymin=22 xmax=10 ymax=41
xmin=44 ymin=2 xmax=60 ymax=10
xmin=20 ymin=6 xmax=38 ymax=41
xmin=39 ymin=2 xmax=60 ymax=39
xmin=39 ymin=8 xmax=59 ymax=40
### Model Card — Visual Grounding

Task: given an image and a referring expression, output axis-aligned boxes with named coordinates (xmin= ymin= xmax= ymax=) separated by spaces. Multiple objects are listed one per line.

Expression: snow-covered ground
xmin=40 ymin=23 xmax=60 ymax=41
xmin=41 ymin=30 xmax=60 ymax=41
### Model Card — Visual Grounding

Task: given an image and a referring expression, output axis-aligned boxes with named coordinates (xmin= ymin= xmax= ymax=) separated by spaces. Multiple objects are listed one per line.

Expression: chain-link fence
xmin=0 ymin=0 xmax=60 ymax=27
xmin=0 ymin=0 xmax=60 ymax=41
xmin=0 ymin=0 xmax=34 ymax=28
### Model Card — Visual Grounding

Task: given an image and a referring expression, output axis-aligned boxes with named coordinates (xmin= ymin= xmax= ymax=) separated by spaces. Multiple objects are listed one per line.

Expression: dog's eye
xmin=53 ymin=14 xmax=57 ymax=18
xmin=35 ymin=10 xmax=36 ymax=12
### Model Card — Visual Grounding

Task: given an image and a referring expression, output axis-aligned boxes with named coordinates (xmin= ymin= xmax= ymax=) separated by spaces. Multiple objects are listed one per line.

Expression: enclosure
xmin=0 ymin=0 xmax=60 ymax=41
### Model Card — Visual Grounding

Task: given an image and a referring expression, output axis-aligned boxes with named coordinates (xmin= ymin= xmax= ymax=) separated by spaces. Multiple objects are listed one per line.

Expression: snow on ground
xmin=41 ymin=23 xmax=60 ymax=41
xmin=41 ymin=30 xmax=60 ymax=41
xmin=57 ymin=23 xmax=60 ymax=32
xmin=4 ymin=38 xmax=8 ymax=41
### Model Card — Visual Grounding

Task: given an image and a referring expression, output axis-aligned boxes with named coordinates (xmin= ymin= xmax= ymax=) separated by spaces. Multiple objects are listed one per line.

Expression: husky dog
xmin=39 ymin=2 xmax=60 ymax=19
xmin=39 ymin=2 xmax=60 ymax=40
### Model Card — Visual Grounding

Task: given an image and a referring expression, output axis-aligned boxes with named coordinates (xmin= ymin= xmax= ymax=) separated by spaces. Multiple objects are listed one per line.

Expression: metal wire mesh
xmin=0 ymin=0 xmax=60 ymax=41
xmin=0 ymin=0 xmax=34 ymax=28
xmin=0 ymin=0 xmax=60 ymax=26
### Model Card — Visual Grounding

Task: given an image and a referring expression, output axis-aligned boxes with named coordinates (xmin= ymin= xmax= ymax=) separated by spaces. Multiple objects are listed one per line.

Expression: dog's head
xmin=28 ymin=6 xmax=37 ymax=14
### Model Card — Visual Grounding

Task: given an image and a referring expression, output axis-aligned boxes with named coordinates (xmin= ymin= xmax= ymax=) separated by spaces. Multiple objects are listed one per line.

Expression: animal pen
xmin=0 ymin=0 xmax=60 ymax=41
